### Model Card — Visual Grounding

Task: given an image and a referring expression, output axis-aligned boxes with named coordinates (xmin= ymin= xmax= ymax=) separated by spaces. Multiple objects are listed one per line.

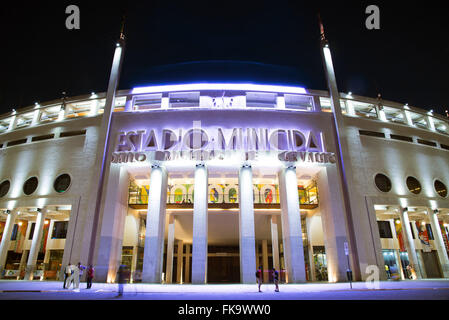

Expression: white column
xmin=25 ymin=208 xmax=48 ymax=280
xmin=89 ymin=99 xmax=100 ymax=116
xmin=8 ymin=115 xmax=17 ymax=131
xmin=130 ymin=246 xmax=138 ymax=283
xmin=262 ymin=240 xmax=269 ymax=282
xmin=305 ymin=216 xmax=317 ymax=281
xmin=142 ymin=165 xmax=168 ymax=283
xmin=278 ymin=166 xmax=306 ymax=283
xmin=165 ymin=215 xmax=175 ymax=284
xmin=238 ymin=164 xmax=257 ymax=283
xmin=399 ymin=207 xmax=422 ymax=279
xmin=19 ymin=250 xmax=29 ymax=278
xmin=185 ymin=244 xmax=191 ymax=283
xmin=0 ymin=209 xmax=18 ymax=277
xmin=428 ymin=208 xmax=449 ymax=277
xmin=404 ymin=109 xmax=414 ymax=126
xmin=270 ymin=215 xmax=280 ymax=271
xmin=177 ymin=240 xmax=184 ymax=283
xmin=31 ymin=109 xmax=41 ymax=125
xmin=191 ymin=163 xmax=208 ymax=284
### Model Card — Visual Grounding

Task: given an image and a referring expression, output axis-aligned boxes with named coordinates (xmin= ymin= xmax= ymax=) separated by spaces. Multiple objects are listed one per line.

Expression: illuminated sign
xmin=111 ymin=127 xmax=336 ymax=164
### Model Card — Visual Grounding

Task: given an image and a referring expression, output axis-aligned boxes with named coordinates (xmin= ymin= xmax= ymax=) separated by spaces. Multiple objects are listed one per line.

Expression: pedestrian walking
xmin=77 ymin=262 xmax=86 ymax=283
xmin=63 ymin=262 xmax=72 ymax=289
xmin=65 ymin=263 xmax=77 ymax=289
xmin=117 ymin=265 xmax=127 ymax=297
xmin=86 ymin=265 xmax=95 ymax=289
xmin=72 ymin=263 xmax=80 ymax=291
xmin=272 ymin=268 xmax=279 ymax=292
xmin=256 ymin=266 xmax=263 ymax=292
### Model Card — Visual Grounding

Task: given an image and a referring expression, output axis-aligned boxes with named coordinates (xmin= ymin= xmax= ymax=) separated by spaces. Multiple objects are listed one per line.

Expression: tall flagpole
xmin=318 ymin=14 xmax=361 ymax=280
xmin=87 ymin=16 xmax=127 ymax=266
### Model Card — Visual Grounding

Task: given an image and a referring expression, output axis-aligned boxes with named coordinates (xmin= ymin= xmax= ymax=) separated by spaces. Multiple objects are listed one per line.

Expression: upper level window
xmin=246 ymin=92 xmax=277 ymax=108
xmin=169 ymin=92 xmax=200 ymax=108
xmin=382 ymin=106 xmax=406 ymax=124
xmin=319 ymin=97 xmax=332 ymax=113
xmin=377 ymin=221 xmax=393 ymax=238
xmin=432 ymin=118 xmax=449 ymax=135
xmin=40 ymin=106 xmax=61 ymax=123
xmin=375 ymin=173 xmax=392 ymax=193
xmin=0 ymin=180 xmax=10 ymax=198
xmin=406 ymin=176 xmax=421 ymax=195
xmin=54 ymin=174 xmax=71 ymax=193
xmin=409 ymin=111 xmax=428 ymax=129
xmin=284 ymin=94 xmax=313 ymax=111
xmin=23 ymin=177 xmax=38 ymax=195
xmin=434 ymin=180 xmax=448 ymax=198
xmin=133 ymin=94 xmax=162 ymax=111
xmin=11 ymin=224 xmax=19 ymax=240
xmin=0 ymin=117 xmax=13 ymax=133
xmin=51 ymin=221 xmax=68 ymax=239
xmin=352 ymin=101 xmax=378 ymax=119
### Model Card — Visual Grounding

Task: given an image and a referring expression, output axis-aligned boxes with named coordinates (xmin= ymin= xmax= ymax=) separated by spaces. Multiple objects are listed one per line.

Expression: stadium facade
xmin=0 ymin=27 xmax=448 ymax=284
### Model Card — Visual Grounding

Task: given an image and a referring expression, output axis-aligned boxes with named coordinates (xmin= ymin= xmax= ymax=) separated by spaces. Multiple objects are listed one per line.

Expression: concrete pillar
xmin=404 ymin=109 xmax=413 ymax=126
xmin=142 ymin=165 xmax=168 ymax=283
xmin=165 ymin=215 xmax=175 ymax=284
xmin=31 ymin=109 xmax=41 ymax=125
xmin=0 ymin=209 xmax=18 ymax=277
xmin=130 ymin=246 xmax=138 ymax=283
xmin=255 ymin=241 xmax=259 ymax=267
xmin=262 ymin=240 xmax=269 ymax=282
xmin=270 ymin=215 xmax=280 ymax=271
xmin=185 ymin=244 xmax=191 ymax=283
xmin=191 ymin=164 xmax=208 ymax=284
xmin=238 ymin=164 xmax=257 ymax=284
xmin=177 ymin=240 xmax=184 ymax=283
xmin=93 ymin=165 xmax=129 ymax=282
xmin=90 ymin=99 xmax=100 ymax=116
xmin=25 ymin=208 xmax=48 ymax=280
xmin=395 ymin=250 xmax=405 ymax=280
xmin=312 ymin=95 xmax=322 ymax=112
xmin=278 ymin=166 xmax=306 ymax=283
xmin=428 ymin=208 xmax=449 ymax=277
xmin=305 ymin=216 xmax=317 ymax=281
xmin=19 ymin=250 xmax=28 ymax=279
xmin=8 ymin=115 xmax=17 ymax=131
xmin=399 ymin=207 xmax=422 ymax=279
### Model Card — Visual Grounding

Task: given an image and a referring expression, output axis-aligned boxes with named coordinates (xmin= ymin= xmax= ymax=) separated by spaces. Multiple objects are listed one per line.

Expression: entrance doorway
xmin=208 ymin=255 xmax=240 ymax=283
xmin=422 ymin=251 xmax=443 ymax=278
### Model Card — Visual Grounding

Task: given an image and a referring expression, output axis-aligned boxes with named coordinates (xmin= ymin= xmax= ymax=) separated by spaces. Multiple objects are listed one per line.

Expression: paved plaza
xmin=0 ymin=279 xmax=448 ymax=300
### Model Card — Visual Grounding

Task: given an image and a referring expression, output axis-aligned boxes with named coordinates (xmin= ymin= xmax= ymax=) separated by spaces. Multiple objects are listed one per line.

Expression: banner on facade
xmin=0 ymin=221 xmax=5 ymax=243
xmin=14 ymin=221 xmax=28 ymax=253
xmin=415 ymin=221 xmax=431 ymax=252
xmin=395 ymin=219 xmax=406 ymax=252
xmin=40 ymin=220 xmax=50 ymax=253
xmin=439 ymin=221 xmax=449 ymax=256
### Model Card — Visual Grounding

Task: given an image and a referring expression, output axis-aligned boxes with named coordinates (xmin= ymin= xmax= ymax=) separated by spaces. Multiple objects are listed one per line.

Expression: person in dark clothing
xmin=86 ymin=265 xmax=95 ymax=289
xmin=256 ymin=266 xmax=263 ymax=292
xmin=272 ymin=268 xmax=280 ymax=292
xmin=117 ymin=265 xmax=128 ymax=297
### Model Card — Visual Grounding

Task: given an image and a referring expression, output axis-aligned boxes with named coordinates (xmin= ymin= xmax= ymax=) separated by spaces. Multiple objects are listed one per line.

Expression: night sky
xmin=1 ymin=1 xmax=448 ymax=116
